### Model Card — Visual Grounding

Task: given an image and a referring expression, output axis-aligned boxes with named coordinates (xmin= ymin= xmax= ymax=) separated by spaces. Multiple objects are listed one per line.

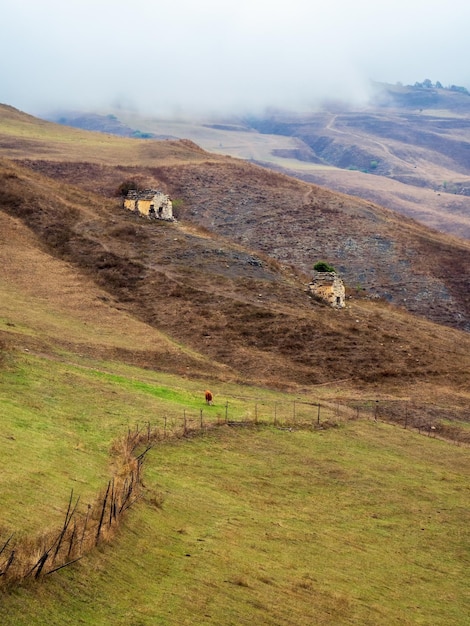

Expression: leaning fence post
xmin=96 ymin=481 xmax=111 ymax=545
xmin=225 ymin=401 xmax=228 ymax=424
xmin=53 ymin=490 xmax=79 ymax=563
xmin=80 ymin=504 xmax=91 ymax=554
xmin=67 ymin=522 xmax=77 ymax=559
xmin=0 ymin=534 xmax=13 ymax=558
xmin=109 ymin=478 xmax=115 ymax=528
xmin=34 ymin=552 xmax=49 ymax=580
xmin=317 ymin=403 xmax=321 ymax=425
xmin=3 ymin=550 xmax=15 ymax=576
xmin=200 ymin=409 xmax=203 ymax=429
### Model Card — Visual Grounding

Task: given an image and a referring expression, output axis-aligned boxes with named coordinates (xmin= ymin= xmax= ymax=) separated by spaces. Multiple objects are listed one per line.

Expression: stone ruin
xmin=123 ymin=189 xmax=175 ymax=221
xmin=308 ymin=271 xmax=345 ymax=308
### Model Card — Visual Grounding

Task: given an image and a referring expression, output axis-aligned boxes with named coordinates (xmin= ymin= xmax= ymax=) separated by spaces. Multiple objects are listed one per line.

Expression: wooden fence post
xmin=0 ymin=534 xmax=13 ymax=558
xmin=3 ymin=550 xmax=15 ymax=576
xmin=80 ymin=504 xmax=91 ymax=554
xmin=109 ymin=478 xmax=115 ymax=528
xmin=53 ymin=490 xmax=79 ymax=563
xmin=67 ymin=522 xmax=77 ymax=559
xmin=96 ymin=481 xmax=111 ymax=545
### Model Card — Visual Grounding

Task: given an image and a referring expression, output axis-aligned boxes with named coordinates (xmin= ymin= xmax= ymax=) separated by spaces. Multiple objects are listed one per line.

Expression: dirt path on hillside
xmin=325 ymin=114 xmax=427 ymax=178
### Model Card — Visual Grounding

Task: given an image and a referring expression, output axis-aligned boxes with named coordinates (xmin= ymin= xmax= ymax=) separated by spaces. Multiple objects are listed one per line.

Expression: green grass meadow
xmin=1 ymin=350 xmax=469 ymax=625
xmin=0 ymin=349 xmax=319 ymax=533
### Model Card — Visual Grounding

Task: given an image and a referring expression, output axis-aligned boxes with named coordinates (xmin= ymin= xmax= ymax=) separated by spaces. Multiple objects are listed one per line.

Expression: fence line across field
xmin=1 ymin=396 xmax=466 ymax=588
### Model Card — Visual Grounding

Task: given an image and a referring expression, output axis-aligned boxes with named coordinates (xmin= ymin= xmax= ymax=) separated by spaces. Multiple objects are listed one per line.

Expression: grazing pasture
xmin=1 ymin=417 xmax=469 ymax=625
xmin=0 ymin=101 xmax=469 ymax=624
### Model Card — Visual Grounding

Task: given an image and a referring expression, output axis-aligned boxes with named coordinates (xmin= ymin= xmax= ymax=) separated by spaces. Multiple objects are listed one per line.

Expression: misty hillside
xmin=2 ymin=2 xmax=470 ymax=620
xmin=1 ymin=104 xmax=470 ymax=398
xmin=2 ymin=154 xmax=470 ymax=399
xmin=14 ymin=139 xmax=470 ymax=333
xmin=2 ymin=102 xmax=470 ymax=334
xmin=52 ymin=83 xmax=470 ymax=242
xmin=243 ymin=83 xmax=470 ymax=235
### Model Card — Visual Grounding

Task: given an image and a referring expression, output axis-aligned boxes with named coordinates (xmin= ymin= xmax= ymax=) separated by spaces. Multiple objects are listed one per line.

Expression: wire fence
xmin=0 ymin=400 xmax=342 ymax=589
xmin=1 ymin=396 xmax=467 ymax=588
xmin=343 ymin=398 xmax=470 ymax=444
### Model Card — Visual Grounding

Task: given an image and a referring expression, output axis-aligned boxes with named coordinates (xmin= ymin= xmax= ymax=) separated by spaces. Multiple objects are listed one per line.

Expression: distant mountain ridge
xmin=45 ymin=82 xmax=470 ymax=242
xmin=241 ymin=83 xmax=470 ymax=239
xmin=48 ymin=111 xmax=176 ymax=140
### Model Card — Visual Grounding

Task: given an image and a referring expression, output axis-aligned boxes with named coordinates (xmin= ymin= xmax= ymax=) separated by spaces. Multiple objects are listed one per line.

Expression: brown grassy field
xmin=7 ymin=98 xmax=470 ymax=333
xmin=1 ymin=104 xmax=470 ymax=393
xmin=73 ymin=85 xmax=470 ymax=242
xmin=1 ymin=155 xmax=470 ymax=412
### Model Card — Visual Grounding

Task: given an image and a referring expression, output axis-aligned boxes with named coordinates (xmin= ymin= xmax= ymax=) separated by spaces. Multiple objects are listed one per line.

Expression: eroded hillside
xmin=1 ymin=158 xmax=470 ymax=396
xmin=20 ymin=155 xmax=470 ymax=333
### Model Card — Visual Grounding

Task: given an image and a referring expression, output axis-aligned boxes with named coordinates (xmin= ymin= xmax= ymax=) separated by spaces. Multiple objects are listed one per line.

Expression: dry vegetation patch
xmin=1 ymin=158 xmax=470 ymax=396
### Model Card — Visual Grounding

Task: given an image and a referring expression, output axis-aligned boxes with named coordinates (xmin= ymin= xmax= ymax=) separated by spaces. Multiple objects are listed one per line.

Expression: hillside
xmin=15 ymin=148 xmax=470 ymax=334
xmin=1 ymin=153 xmax=470 ymax=393
xmin=244 ymin=84 xmax=470 ymax=239
xmin=1 ymin=420 xmax=469 ymax=625
xmin=1 ymin=103 xmax=470 ymax=391
xmin=1 ymin=104 xmax=470 ymax=624
xmin=65 ymin=83 xmax=470 ymax=241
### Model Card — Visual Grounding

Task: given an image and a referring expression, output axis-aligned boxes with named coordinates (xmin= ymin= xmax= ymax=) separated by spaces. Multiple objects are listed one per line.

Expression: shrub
xmin=313 ymin=261 xmax=336 ymax=273
xmin=116 ymin=179 xmax=142 ymax=197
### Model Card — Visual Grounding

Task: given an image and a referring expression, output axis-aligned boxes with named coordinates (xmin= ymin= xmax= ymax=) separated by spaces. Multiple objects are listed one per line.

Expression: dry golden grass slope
xmin=4 ymin=101 xmax=470 ymax=332
xmin=0 ymin=103 xmax=469 ymax=406
xmin=0 ymin=104 xmax=216 ymax=166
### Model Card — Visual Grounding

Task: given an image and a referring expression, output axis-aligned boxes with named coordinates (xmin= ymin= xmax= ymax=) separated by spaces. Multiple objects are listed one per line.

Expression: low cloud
xmin=1 ymin=0 xmax=470 ymax=117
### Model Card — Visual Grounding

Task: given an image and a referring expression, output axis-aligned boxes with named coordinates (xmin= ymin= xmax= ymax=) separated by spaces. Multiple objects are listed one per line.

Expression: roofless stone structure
xmin=123 ymin=189 xmax=174 ymax=221
xmin=308 ymin=271 xmax=345 ymax=308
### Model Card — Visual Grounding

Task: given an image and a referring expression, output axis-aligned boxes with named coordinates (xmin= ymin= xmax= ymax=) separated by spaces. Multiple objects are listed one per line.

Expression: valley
xmin=61 ymin=82 xmax=470 ymax=240
xmin=0 ymin=98 xmax=469 ymax=624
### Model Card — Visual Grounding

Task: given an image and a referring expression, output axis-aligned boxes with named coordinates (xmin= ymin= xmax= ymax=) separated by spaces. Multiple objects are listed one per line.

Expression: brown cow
xmin=205 ymin=390 xmax=213 ymax=405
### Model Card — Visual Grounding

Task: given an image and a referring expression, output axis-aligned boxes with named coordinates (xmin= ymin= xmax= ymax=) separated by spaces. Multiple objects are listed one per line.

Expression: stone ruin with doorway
xmin=123 ymin=189 xmax=175 ymax=221
xmin=308 ymin=271 xmax=345 ymax=308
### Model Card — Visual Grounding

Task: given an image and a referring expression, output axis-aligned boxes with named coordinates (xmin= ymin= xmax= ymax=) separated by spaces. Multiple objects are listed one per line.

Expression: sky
xmin=1 ymin=0 xmax=470 ymax=117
